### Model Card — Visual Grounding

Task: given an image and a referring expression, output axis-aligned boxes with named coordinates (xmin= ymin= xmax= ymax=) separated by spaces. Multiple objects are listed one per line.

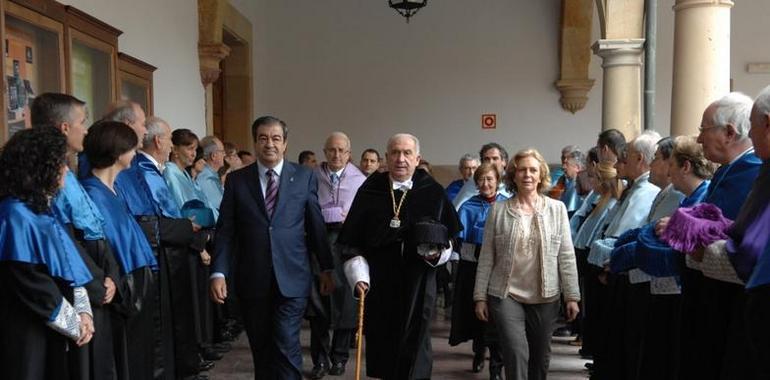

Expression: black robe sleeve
xmin=158 ymin=216 xmax=208 ymax=252
xmin=1 ymin=262 xmax=64 ymax=321
xmin=65 ymin=225 xmax=106 ymax=305
xmin=338 ymin=171 xmax=462 ymax=262
xmin=82 ymin=238 xmax=123 ymax=306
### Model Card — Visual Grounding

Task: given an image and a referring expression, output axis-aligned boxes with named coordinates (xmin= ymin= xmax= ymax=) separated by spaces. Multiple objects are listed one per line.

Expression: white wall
xmin=58 ymin=0 xmax=770 ymax=164
xmin=238 ymin=0 xmax=770 ymax=166
xmin=730 ymin=1 xmax=770 ymax=98
xmin=61 ymin=0 xmax=206 ymax=137
xmin=245 ymin=0 xmax=602 ymax=164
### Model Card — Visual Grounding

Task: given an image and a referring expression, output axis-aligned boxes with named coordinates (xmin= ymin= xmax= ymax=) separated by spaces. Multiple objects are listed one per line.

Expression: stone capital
xmin=555 ymin=78 xmax=596 ymax=114
xmin=198 ymin=42 xmax=231 ymax=86
xmin=673 ymin=0 xmax=734 ymax=12
xmin=592 ymin=39 xmax=645 ymax=68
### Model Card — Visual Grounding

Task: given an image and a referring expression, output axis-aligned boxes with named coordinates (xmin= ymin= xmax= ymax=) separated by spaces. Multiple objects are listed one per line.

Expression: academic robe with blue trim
xmin=82 ymin=176 xmax=161 ymax=380
xmin=129 ymin=153 xmax=209 ymax=378
xmin=52 ymin=170 xmax=118 ymax=302
xmin=87 ymin=154 xmax=183 ymax=380
xmin=195 ymin=164 xmax=223 ymax=211
xmin=449 ymin=193 xmax=507 ymax=346
xmin=453 ymin=179 xmax=513 ymax=210
xmin=162 ymin=161 xmax=219 ymax=365
xmin=570 ymin=190 xmax=600 ymax=238
xmin=560 ymin=176 xmax=583 ymax=214
xmin=163 ymin=162 xmax=219 ymax=225
xmin=616 ymin=180 xmax=711 ymax=278
xmin=54 ymin=169 xmax=125 ymax=380
xmin=445 ymin=179 xmax=464 ymax=203
xmin=681 ymin=150 xmax=761 ymax=380
xmin=0 ymin=197 xmax=93 ymax=380
xmin=81 ymin=177 xmax=158 ymax=276
xmin=705 ymin=149 xmax=763 ymax=220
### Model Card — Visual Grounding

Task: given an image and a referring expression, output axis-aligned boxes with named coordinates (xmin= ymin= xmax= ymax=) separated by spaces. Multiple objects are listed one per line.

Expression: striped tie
xmin=265 ymin=169 xmax=278 ymax=217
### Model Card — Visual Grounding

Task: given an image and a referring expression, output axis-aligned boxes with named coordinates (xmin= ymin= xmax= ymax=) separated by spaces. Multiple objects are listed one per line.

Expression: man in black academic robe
xmin=338 ymin=134 xmax=461 ymax=380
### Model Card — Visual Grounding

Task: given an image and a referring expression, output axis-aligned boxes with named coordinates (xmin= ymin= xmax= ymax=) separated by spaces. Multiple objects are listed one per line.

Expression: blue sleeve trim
xmin=48 ymin=299 xmax=62 ymax=322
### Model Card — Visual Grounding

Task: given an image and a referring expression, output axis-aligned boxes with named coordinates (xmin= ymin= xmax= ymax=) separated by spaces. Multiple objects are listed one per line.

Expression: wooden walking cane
xmin=355 ymin=290 xmax=366 ymax=380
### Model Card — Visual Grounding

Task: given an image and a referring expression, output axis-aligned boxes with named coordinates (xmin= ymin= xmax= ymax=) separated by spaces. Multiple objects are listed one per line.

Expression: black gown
xmin=66 ymin=228 xmax=124 ymax=380
xmin=338 ymin=169 xmax=461 ymax=380
xmin=0 ymin=263 xmax=77 ymax=380
xmin=108 ymin=153 xmax=210 ymax=379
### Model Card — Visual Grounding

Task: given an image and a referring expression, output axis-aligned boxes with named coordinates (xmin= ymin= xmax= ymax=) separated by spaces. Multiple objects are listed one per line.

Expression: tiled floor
xmin=207 ymin=309 xmax=589 ymax=379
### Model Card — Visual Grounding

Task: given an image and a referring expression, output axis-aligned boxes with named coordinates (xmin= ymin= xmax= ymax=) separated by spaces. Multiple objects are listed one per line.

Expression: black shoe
xmin=578 ymin=348 xmax=593 ymax=359
xmin=472 ymin=352 xmax=485 ymax=373
xmin=553 ymin=326 xmax=573 ymax=337
xmin=198 ymin=360 xmax=215 ymax=372
xmin=311 ymin=363 xmax=328 ymax=380
xmin=329 ymin=362 xmax=345 ymax=376
xmin=182 ymin=375 xmax=208 ymax=380
xmin=489 ymin=371 xmax=503 ymax=380
xmin=202 ymin=348 xmax=224 ymax=361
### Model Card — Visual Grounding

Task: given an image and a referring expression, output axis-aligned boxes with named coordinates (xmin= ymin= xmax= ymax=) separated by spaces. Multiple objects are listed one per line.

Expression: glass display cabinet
xmin=3 ymin=0 xmax=65 ymax=140
xmin=65 ymin=5 xmax=119 ymax=124
xmin=0 ymin=0 xmax=144 ymax=144
xmin=118 ymin=52 xmax=155 ymax=115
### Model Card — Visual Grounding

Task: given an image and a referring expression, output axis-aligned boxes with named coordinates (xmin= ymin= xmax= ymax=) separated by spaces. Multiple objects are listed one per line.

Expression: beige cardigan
xmin=473 ymin=196 xmax=581 ymax=303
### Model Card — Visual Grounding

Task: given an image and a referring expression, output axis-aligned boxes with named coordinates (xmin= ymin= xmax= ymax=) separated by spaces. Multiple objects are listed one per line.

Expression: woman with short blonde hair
xmin=475 ymin=148 xmax=580 ymax=380
xmin=504 ymin=148 xmax=552 ymax=194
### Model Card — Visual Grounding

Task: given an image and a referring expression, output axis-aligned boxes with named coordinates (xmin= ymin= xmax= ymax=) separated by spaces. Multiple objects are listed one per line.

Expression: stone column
xmin=670 ymin=0 xmax=733 ymax=137
xmin=198 ymin=0 xmax=230 ymax=135
xmin=593 ymin=39 xmax=645 ymax=138
xmin=554 ymin=0 xmax=595 ymax=114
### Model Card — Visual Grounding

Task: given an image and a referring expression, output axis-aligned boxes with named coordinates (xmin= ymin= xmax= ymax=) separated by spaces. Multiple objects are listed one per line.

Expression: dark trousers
xmin=638 ymin=294 xmax=681 ymax=380
xmin=309 ymin=321 xmax=353 ymax=366
xmin=76 ymin=306 xmax=117 ymax=380
xmin=621 ymin=281 xmax=650 ymax=380
xmin=572 ymin=248 xmax=591 ymax=338
xmin=471 ymin=323 xmax=504 ymax=375
xmin=699 ymin=277 xmax=752 ymax=380
xmin=746 ymin=284 xmax=770 ymax=380
xmin=165 ymin=249 xmax=202 ymax=376
xmin=489 ymin=297 xmax=560 ymax=380
xmin=582 ymin=265 xmax=606 ymax=358
xmin=599 ymin=274 xmax=630 ymax=380
xmin=241 ymin=278 xmax=307 ymax=380
xmin=126 ymin=269 xmax=159 ymax=380
xmin=679 ymin=267 xmax=707 ymax=380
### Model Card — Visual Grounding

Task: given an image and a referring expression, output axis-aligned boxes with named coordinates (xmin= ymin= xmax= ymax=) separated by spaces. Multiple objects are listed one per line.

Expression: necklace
xmin=389 ymin=183 xmax=408 ymax=228
xmin=513 ymin=194 xmax=541 ymax=215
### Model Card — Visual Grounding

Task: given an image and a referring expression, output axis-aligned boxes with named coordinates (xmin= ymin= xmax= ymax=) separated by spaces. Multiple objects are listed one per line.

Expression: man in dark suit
xmin=210 ymin=116 xmax=335 ymax=380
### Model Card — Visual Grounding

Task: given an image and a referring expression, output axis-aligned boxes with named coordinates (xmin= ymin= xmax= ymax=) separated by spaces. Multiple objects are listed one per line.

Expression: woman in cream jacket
xmin=474 ymin=148 xmax=580 ymax=380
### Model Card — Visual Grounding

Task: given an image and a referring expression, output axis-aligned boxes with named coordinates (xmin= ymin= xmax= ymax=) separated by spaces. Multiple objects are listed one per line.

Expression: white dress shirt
xmin=256 ymin=159 xmax=284 ymax=197
xmin=391 ymin=178 xmax=413 ymax=191
xmin=139 ymin=151 xmax=164 ymax=172
xmin=211 ymin=159 xmax=285 ymax=280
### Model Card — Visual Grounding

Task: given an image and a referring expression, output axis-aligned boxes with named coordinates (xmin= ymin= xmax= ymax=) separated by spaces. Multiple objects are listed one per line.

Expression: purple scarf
xmin=661 ymin=203 xmax=733 ymax=253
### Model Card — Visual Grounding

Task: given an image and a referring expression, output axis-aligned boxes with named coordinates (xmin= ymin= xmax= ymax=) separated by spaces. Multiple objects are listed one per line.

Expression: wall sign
xmin=482 ymin=114 xmax=496 ymax=129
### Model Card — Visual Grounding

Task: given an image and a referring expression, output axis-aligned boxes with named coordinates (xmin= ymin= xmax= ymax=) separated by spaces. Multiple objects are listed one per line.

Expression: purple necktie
xmin=264 ymin=169 xmax=278 ymax=217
